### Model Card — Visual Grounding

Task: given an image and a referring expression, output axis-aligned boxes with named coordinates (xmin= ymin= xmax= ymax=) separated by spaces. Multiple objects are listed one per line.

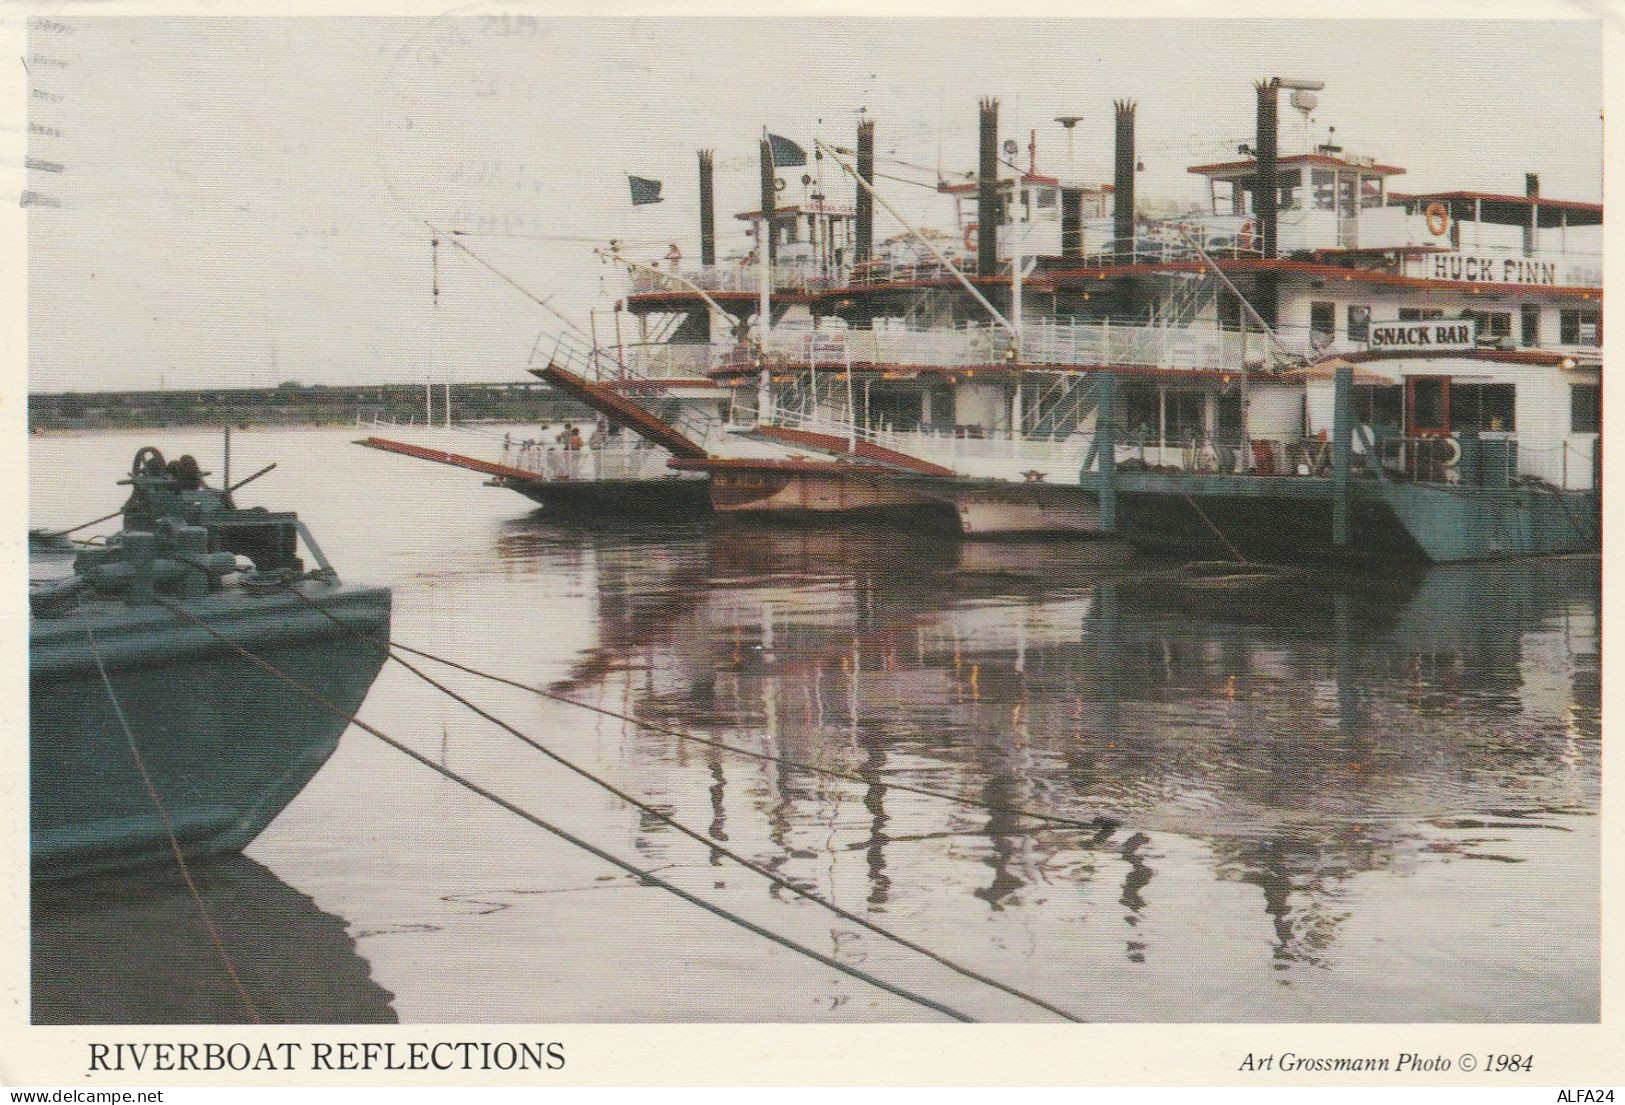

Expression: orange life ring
xmin=1425 ymin=202 xmax=1450 ymax=237
xmin=963 ymin=222 xmax=979 ymax=252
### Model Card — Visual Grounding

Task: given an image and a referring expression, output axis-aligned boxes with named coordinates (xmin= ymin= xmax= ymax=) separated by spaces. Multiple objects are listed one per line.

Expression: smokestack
xmin=1254 ymin=80 xmax=1279 ymax=259
xmin=1524 ymin=172 xmax=1539 ymax=256
xmin=856 ymin=119 xmax=875 ymax=263
xmin=978 ymin=98 xmax=1000 ymax=278
xmin=759 ymin=138 xmax=776 ymax=265
xmin=1060 ymin=187 xmax=1083 ymax=259
xmin=1113 ymin=100 xmax=1137 ymax=255
xmin=698 ymin=150 xmax=716 ymax=267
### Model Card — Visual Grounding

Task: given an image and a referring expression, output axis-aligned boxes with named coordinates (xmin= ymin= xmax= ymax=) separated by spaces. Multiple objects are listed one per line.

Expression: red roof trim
xmin=1187 ymin=152 xmax=1407 ymax=177
xmin=1331 ymin=348 xmax=1586 ymax=368
xmin=1388 ymin=190 xmax=1601 ymax=215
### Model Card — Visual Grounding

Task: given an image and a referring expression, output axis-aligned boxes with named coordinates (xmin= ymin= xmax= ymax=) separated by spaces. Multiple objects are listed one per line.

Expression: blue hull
xmin=1079 ymin=472 xmax=1599 ymax=563
xmin=30 ymin=584 xmax=391 ymax=882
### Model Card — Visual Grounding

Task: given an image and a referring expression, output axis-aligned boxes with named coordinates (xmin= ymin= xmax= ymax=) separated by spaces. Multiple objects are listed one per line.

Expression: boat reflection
xmin=32 ymin=856 xmax=396 ymax=1024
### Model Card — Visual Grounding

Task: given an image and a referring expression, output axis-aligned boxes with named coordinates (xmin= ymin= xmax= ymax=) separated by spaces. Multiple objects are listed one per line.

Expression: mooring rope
xmin=275 ymin=582 xmax=1084 ymax=1022
xmin=1180 ymin=492 xmax=1249 ymax=564
xmin=83 ymin=627 xmax=263 ymax=1024
xmin=389 ymin=634 xmax=1113 ymax=831
xmin=152 ymin=596 xmax=977 ymax=1023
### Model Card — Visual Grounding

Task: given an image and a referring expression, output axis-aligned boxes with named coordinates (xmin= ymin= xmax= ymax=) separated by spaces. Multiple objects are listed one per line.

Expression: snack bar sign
xmin=1367 ymin=319 xmax=1477 ymax=352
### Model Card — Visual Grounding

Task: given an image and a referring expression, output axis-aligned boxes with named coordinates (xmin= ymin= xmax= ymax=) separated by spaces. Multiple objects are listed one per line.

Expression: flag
xmin=628 ymin=176 xmax=663 ymax=205
xmin=766 ymin=133 xmax=807 ymax=168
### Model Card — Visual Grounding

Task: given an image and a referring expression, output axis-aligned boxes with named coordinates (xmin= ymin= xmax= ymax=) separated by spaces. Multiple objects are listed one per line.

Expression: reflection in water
xmin=33 ymin=857 xmax=395 ymax=1024
xmin=525 ymin=516 xmax=1597 ymax=1020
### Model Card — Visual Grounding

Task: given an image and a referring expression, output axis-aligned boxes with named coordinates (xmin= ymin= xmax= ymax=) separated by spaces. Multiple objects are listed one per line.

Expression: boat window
xmin=1165 ymin=391 xmax=1206 ymax=443
xmin=1036 ymin=188 xmax=1056 ymax=209
xmin=1452 ymin=383 xmax=1516 ymax=433
xmin=1310 ymin=301 xmax=1336 ymax=342
xmin=1560 ymin=309 xmax=1601 ymax=346
xmin=1520 ymin=305 xmax=1541 ymax=347
xmin=1228 ymin=180 xmax=1247 ymax=217
xmin=1359 ymin=174 xmax=1384 ymax=209
xmin=1464 ymin=310 xmax=1512 ymax=344
xmin=1311 ymin=168 xmax=1336 ymax=210
xmin=1277 ymin=169 xmax=1301 ymax=211
xmin=1123 ymin=385 xmax=1160 ymax=440
xmin=1217 ymin=291 xmax=1242 ymax=332
xmin=1571 ymin=384 xmax=1600 ymax=433
xmin=1411 ymin=377 xmax=1447 ymax=430
xmin=1337 ymin=173 xmax=1358 ymax=217
xmin=1353 ymin=385 xmax=1403 ymax=429
xmin=1347 ymin=305 xmax=1371 ymax=343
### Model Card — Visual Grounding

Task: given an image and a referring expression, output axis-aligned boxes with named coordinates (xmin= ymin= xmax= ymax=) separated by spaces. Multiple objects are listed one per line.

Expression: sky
xmin=24 ymin=16 xmax=1604 ymax=392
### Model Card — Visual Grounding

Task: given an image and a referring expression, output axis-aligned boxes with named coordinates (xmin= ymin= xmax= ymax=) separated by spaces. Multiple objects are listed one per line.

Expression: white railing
xmin=628 ymin=261 xmax=840 ymax=296
xmin=612 ymin=342 xmax=727 ymax=380
xmin=498 ymin=439 xmax=680 ymax=484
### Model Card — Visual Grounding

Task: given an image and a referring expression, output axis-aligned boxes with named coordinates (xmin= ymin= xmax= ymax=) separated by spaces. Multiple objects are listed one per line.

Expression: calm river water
xmin=29 ymin=426 xmax=1600 ymax=1023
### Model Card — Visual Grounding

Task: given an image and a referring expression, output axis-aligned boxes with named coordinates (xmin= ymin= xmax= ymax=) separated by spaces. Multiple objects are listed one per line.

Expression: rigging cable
xmin=151 ymin=596 xmax=976 ymax=1023
xmin=424 ymin=221 xmax=590 ymax=338
xmin=84 ymin=627 xmax=263 ymax=1024
xmin=273 ymin=582 xmax=1086 ymax=1023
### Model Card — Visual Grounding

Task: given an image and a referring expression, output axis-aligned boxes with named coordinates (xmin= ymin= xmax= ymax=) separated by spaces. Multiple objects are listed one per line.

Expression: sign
xmin=1427 ymin=252 xmax=1558 ymax=286
xmin=1367 ymin=319 xmax=1477 ymax=352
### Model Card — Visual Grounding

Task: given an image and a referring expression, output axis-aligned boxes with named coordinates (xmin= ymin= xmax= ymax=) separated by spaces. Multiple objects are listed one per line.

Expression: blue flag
xmin=766 ymin=133 xmax=807 ymax=168
xmin=628 ymin=176 xmax=663 ymax=205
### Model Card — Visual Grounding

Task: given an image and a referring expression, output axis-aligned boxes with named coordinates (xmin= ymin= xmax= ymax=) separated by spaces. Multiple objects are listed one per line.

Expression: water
xmin=29 ymin=427 xmax=1600 ymax=1023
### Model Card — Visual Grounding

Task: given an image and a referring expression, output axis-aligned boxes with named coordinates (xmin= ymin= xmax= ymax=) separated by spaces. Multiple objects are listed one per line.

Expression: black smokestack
xmin=856 ymin=119 xmax=875 ymax=263
xmin=1524 ymin=172 xmax=1539 ymax=255
xmin=978 ymin=97 xmax=1000 ymax=278
xmin=1061 ymin=187 xmax=1083 ymax=259
xmin=1254 ymin=80 xmax=1279 ymax=259
xmin=759 ymin=138 xmax=776 ymax=265
xmin=1113 ymin=100 xmax=1137 ymax=255
xmin=698 ymin=150 xmax=716 ymax=267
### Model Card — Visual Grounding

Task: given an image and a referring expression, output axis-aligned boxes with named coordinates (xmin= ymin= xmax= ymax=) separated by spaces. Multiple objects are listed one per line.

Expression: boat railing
xmin=612 ymin=342 xmax=727 ymax=380
xmin=497 ymin=438 xmax=676 ymax=483
xmin=628 ymin=262 xmax=842 ymax=296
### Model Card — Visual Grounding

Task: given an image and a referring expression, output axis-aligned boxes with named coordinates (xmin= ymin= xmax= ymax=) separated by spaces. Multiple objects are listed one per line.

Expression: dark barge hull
xmin=498 ymin=475 xmax=712 ymax=516
xmin=1079 ymin=472 xmax=1599 ymax=564
xmin=30 ymin=584 xmax=391 ymax=882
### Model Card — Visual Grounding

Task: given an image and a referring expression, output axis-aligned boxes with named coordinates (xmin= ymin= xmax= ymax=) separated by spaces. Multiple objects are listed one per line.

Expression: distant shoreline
xmin=27 ymin=381 xmax=594 ymax=433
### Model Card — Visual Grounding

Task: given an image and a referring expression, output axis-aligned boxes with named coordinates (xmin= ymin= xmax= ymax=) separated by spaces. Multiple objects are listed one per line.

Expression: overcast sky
xmin=26 ymin=17 xmax=1602 ymax=392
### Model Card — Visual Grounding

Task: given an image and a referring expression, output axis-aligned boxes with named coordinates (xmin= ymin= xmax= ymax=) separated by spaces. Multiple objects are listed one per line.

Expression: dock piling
xmin=1332 ymin=361 xmax=1351 ymax=547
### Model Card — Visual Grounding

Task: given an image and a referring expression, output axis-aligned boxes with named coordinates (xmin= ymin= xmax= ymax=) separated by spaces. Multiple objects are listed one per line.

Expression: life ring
xmin=1433 ymin=435 xmax=1462 ymax=467
xmin=963 ymin=222 xmax=979 ymax=251
xmin=1425 ymin=202 xmax=1450 ymax=237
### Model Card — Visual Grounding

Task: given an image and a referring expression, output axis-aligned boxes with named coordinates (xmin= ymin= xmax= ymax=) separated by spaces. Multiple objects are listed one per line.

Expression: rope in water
xmin=275 ymin=582 xmax=1085 ymax=1022
xmin=359 ymin=628 xmax=1111 ymax=833
xmin=83 ymin=626 xmax=263 ymax=1024
xmin=152 ymin=595 xmax=977 ymax=1023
